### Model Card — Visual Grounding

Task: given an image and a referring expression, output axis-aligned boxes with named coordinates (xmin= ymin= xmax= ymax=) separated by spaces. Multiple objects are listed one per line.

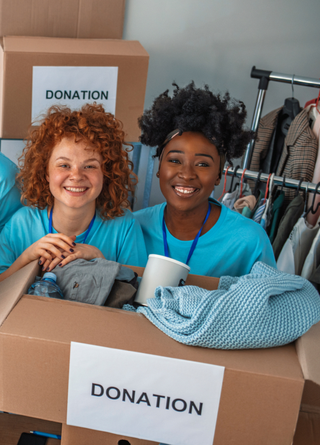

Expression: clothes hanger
xmin=263 ymin=173 xmax=273 ymax=203
xmin=258 ymin=173 xmax=274 ymax=229
xmin=252 ymin=170 xmax=263 ymax=199
xmin=266 ymin=173 xmax=274 ymax=201
xmin=302 ymin=183 xmax=310 ymax=218
xmin=315 ymin=89 xmax=320 ymax=114
xmin=218 ymin=165 xmax=230 ymax=201
xmin=279 ymin=175 xmax=286 ymax=192
xmin=239 ymin=168 xmax=247 ymax=199
xmin=305 ymin=182 xmax=320 ymax=217
xmin=282 ymin=75 xmax=301 ymax=120
xmin=232 ymin=165 xmax=241 ymax=193
xmin=227 ymin=165 xmax=240 ymax=193
xmin=272 ymin=174 xmax=286 ymax=200
xmin=294 ymin=178 xmax=304 ymax=197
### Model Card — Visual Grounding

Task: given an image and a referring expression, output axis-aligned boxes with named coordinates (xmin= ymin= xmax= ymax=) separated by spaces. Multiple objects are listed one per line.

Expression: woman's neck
xmin=164 ymin=201 xmax=219 ymax=241
xmin=49 ymin=202 xmax=96 ymax=237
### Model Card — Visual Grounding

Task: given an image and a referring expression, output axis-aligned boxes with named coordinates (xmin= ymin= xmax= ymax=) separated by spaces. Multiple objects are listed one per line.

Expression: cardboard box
xmin=0 ymin=36 xmax=149 ymax=141
xmin=0 ymin=260 xmax=314 ymax=445
xmin=292 ymin=407 xmax=320 ymax=445
xmin=292 ymin=322 xmax=320 ymax=444
xmin=0 ymin=412 xmax=61 ymax=445
xmin=0 ymin=0 xmax=125 ymax=40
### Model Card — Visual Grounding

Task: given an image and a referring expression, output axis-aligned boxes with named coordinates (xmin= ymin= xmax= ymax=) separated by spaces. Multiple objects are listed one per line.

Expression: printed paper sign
xmin=67 ymin=342 xmax=225 ymax=445
xmin=32 ymin=66 xmax=118 ymax=121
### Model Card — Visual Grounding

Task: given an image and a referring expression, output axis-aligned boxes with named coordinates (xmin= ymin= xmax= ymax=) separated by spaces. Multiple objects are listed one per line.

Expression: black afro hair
xmin=138 ymin=81 xmax=253 ymax=165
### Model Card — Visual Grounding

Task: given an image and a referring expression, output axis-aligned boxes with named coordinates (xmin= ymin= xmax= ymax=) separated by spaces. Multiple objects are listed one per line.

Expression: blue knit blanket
xmin=125 ymin=262 xmax=320 ymax=349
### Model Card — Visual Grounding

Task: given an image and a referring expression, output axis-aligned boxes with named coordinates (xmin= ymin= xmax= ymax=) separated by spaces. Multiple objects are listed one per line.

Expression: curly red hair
xmin=17 ymin=103 xmax=137 ymax=219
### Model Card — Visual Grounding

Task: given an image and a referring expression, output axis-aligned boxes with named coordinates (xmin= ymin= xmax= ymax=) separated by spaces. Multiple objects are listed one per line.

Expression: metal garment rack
xmin=223 ymin=166 xmax=320 ymax=195
xmin=242 ymin=66 xmax=320 ymax=169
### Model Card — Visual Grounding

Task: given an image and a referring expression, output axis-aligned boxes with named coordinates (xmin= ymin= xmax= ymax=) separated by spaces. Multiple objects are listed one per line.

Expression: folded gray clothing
xmin=105 ymin=281 xmax=137 ymax=308
xmin=53 ymin=258 xmax=136 ymax=306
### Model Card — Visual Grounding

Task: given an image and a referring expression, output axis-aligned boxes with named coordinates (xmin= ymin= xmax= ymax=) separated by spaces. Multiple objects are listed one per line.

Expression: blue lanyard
xmin=48 ymin=207 xmax=96 ymax=244
xmin=162 ymin=203 xmax=211 ymax=265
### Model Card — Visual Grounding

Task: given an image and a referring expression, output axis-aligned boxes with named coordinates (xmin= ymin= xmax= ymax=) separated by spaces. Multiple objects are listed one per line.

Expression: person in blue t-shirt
xmin=0 ymin=152 xmax=23 ymax=232
xmin=134 ymin=82 xmax=276 ymax=277
xmin=0 ymin=103 xmax=147 ymax=281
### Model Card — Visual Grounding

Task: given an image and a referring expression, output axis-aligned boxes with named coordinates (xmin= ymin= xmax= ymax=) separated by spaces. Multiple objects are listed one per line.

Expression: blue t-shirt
xmin=0 ymin=152 xmax=23 ymax=232
xmin=134 ymin=199 xmax=277 ymax=277
xmin=0 ymin=206 xmax=147 ymax=274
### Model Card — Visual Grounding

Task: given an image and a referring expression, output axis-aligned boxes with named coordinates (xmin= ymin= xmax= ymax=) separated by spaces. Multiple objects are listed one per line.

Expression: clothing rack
xmin=222 ymin=167 xmax=320 ymax=195
xmin=242 ymin=66 xmax=320 ymax=169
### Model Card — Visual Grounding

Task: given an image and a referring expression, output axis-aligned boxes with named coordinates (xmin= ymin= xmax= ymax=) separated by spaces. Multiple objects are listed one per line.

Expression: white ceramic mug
xmin=134 ymin=254 xmax=190 ymax=306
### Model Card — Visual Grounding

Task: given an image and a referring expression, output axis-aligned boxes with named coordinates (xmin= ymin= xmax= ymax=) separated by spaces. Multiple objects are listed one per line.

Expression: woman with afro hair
xmin=134 ymin=82 xmax=276 ymax=277
xmin=0 ymin=103 xmax=147 ymax=281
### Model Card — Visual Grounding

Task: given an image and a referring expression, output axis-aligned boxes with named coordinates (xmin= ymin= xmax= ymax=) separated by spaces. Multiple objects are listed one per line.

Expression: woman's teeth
xmin=65 ymin=187 xmax=87 ymax=192
xmin=174 ymin=187 xmax=196 ymax=194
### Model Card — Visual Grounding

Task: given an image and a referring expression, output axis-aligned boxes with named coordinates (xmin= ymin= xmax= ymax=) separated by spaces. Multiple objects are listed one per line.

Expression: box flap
xmin=0 ymin=260 xmax=39 ymax=326
xmin=2 ymin=36 xmax=149 ymax=57
xmin=0 ymin=0 xmax=125 ymax=40
xmin=296 ymin=321 xmax=320 ymax=386
xmin=77 ymin=0 xmax=126 ymax=39
xmin=127 ymin=265 xmax=220 ymax=290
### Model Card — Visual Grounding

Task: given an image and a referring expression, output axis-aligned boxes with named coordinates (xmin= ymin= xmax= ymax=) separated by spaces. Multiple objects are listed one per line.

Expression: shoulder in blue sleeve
xmin=0 ymin=153 xmax=23 ymax=232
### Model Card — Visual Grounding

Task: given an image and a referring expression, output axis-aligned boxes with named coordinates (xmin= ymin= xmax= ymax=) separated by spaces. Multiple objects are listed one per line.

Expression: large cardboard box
xmin=0 ymin=36 xmax=149 ymax=141
xmin=0 ymin=260 xmax=317 ymax=445
xmin=0 ymin=0 xmax=125 ymax=40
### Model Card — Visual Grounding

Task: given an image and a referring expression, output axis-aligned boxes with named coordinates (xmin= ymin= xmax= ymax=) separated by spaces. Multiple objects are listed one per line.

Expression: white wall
xmin=123 ymin=0 xmax=320 ymax=210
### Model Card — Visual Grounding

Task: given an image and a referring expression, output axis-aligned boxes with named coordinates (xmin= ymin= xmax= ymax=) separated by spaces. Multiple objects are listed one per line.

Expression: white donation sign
xmin=32 ymin=66 xmax=118 ymax=120
xmin=67 ymin=342 xmax=225 ymax=445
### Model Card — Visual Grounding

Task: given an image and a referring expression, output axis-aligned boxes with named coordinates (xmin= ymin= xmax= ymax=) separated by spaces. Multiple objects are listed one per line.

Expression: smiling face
xmin=46 ymin=137 xmax=104 ymax=214
xmin=159 ymin=131 xmax=221 ymax=214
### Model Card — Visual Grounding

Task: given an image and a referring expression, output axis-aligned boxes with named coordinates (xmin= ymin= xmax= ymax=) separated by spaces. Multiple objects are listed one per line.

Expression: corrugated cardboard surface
xmin=61 ymin=424 xmax=156 ymax=445
xmin=292 ymin=406 xmax=320 ymax=445
xmin=295 ymin=320 xmax=320 ymax=408
xmin=0 ymin=260 xmax=38 ymax=326
xmin=0 ymin=36 xmax=149 ymax=140
xmin=130 ymin=264 xmax=220 ymax=290
xmin=0 ymin=262 xmax=305 ymax=445
xmin=0 ymin=412 xmax=61 ymax=445
xmin=0 ymin=0 xmax=125 ymax=39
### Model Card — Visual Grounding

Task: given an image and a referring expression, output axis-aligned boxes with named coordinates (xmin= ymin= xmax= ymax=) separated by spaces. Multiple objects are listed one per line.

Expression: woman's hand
xmin=21 ymin=233 xmax=77 ymax=270
xmin=44 ymin=243 xmax=105 ymax=272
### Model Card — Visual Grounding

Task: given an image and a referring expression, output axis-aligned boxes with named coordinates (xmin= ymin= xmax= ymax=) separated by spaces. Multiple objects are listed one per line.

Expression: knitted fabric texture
xmin=125 ymin=262 xmax=320 ymax=349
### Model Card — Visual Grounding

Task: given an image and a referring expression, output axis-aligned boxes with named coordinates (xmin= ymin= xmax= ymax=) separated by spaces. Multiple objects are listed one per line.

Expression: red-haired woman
xmin=0 ymin=104 xmax=147 ymax=281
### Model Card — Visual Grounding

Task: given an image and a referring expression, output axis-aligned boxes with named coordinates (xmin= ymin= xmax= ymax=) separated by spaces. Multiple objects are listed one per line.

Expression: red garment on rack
xmin=304 ymin=98 xmax=317 ymax=108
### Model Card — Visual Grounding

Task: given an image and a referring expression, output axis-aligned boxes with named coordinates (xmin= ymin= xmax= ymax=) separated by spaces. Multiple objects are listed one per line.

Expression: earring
xmin=156 ymin=172 xmax=160 ymax=178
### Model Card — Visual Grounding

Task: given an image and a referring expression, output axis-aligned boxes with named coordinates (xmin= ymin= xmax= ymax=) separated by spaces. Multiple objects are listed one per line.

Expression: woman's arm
xmin=0 ymin=254 xmax=30 ymax=282
xmin=0 ymin=233 xmax=77 ymax=282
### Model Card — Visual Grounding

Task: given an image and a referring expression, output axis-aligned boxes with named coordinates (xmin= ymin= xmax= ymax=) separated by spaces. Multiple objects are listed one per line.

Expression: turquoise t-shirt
xmin=0 ymin=152 xmax=23 ymax=232
xmin=0 ymin=206 xmax=147 ymax=274
xmin=134 ymin=199 xmax=277 ymax=277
